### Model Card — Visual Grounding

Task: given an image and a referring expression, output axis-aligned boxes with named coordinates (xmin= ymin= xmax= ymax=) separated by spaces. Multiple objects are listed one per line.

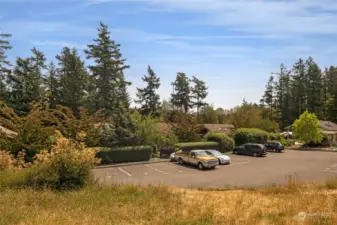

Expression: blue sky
xmin=1 ymin=0 xmax=337 ymax=109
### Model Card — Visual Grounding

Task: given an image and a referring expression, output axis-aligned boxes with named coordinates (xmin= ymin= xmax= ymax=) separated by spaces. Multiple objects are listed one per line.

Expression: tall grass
xmin=1 ymin=176 xmax=337 ymax=225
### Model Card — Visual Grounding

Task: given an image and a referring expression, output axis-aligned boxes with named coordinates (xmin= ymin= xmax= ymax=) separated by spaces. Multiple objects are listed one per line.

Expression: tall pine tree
xmin=305 ymin=57 xmax=323 ymax=117
xmin=191 ymin=76 xmax=208 ymax=121
xmin=56 ymin=47 xmax=89 ymax=115
xmin=7 ymin=48 xmax=46 ymax=115
xmin=261 ymin=75 xmax=274 ymax=120
xmin=291 ymin=58 xmax=307 ymax=118
xmin=84 ymin=22 xmax=130 ymax=116
xmin=135 ymin=65 xmax=161 ymax=116
xmin=0 ymin=33 xmax=12 ymax=101
xmin=43 ymin=61 xmax=60 ymax=109
xmin=171 ymin=72 xmax=191 ymax=113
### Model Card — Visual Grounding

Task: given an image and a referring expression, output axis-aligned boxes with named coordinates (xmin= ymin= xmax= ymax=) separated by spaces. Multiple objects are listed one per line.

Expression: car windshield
xmin=207 ymin=150 xmax=222 ymax=156
xmin=194 ymin=151 xmax=208 ymax=157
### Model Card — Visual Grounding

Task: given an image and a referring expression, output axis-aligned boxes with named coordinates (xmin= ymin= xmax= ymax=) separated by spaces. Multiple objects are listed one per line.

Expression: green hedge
xmin=268 ymin=133 xmax=281 ymax=141
xmin=96 ymin=146 xmax=153 ymax=164
xmin=175 ymin=142 xmax=219 ymax=151
xmin=205 ymin=133 xmax=235 ymax=153
xmin=233 ymin=128 xmax=269 ymax=146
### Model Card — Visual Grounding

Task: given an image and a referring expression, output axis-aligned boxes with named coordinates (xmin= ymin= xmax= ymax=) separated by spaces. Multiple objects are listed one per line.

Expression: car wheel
xmin=253 ymin=152 xmax=258 ymax=157
xmin=178 ymin=158 xmax=184 ymax=165
xmin=233 ymin=150 xmax=237 ymax=154
xmin=198 ymin=162 xmax=204 ymax=170
xmin=218 ymin=159 xmax=222 ymax=165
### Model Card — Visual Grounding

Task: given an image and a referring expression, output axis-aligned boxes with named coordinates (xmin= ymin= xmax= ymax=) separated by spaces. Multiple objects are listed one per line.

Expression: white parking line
xmin=229 ymin=161 xmax=251 ymax=166
xmin=324 ymin=170 xmax=337 ymax=174
xmin=145 ymin=165 xmax=168 ymax=175
xmin=118 ymin=167 xmax=132 ymax=177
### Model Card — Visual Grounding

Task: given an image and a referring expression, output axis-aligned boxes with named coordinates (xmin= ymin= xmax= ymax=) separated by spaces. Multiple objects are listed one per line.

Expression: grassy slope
xmin=1 ymin=180 xmax=337 ymax=225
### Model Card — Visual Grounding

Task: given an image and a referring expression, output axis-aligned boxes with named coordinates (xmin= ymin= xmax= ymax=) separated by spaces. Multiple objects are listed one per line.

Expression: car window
xmin=195 ymin=151 xmax=208 ymax=157
xmin=191 ymin=152 xmax=196 ymax=157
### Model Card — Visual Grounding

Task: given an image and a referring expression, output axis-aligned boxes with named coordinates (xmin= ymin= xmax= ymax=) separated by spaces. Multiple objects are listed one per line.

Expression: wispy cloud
xmin=86 ymin=0 xmax=337 ymax=36
xmin=30 ymin=40 xmax=86 ymax=49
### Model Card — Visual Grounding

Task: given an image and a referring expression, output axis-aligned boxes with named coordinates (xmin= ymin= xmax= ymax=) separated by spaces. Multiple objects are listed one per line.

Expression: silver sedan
xmin=205 ymin=150 xmax=231 ymax=165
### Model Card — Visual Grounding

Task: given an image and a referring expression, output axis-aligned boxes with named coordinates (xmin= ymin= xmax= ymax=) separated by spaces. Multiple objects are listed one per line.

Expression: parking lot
xmin=93 ymin=150 xmax=337 ymax=189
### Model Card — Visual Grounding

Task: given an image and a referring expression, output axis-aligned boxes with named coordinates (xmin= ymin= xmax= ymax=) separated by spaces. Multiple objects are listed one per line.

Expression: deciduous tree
xmin=293 ymin=110 xmax=322 ymax=144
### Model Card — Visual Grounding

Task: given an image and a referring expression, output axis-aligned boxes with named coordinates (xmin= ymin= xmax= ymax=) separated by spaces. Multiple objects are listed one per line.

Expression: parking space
xmin=93 ymin=150 xmax=337 ymax=188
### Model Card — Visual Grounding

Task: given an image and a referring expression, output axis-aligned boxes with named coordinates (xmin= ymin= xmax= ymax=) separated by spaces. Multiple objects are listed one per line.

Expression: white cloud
xmin=30 ymin=40 xmax=86 ymax=49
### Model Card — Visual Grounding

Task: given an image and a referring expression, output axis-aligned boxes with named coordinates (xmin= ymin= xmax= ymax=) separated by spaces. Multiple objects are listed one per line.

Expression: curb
xmin=94 ymin=159 xmax=171 ymax=169
xmin=286 ymin=148 xmax=337 ymax=153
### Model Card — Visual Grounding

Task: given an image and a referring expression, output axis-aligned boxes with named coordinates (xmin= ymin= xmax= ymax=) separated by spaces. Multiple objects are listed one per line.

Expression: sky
xmin=1 ymin=0 xmax=337 ymax=109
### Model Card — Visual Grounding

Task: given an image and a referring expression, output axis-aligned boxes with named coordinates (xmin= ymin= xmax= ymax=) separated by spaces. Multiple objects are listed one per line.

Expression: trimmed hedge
xmin=96 ymin=146 xmax=153 ymax=164
xmin=205 ymin=132 xmax=235 ymax=153
xmin=268 ymin=133 xmax=281 ymax=141
xmin=233 ymin=128 xmax=269 ymax=146
xmin=175 ymin=142 xmax=219 ymax=151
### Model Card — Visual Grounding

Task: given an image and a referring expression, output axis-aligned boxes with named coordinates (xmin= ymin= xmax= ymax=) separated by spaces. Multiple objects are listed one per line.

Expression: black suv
xmin=233 ymin=144 xmax=267 ymax=157
xmin=264 ymin=142 xmax=284 ymax=153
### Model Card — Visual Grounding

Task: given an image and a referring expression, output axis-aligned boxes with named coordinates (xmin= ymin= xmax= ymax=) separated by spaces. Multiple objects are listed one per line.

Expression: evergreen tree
xmin=274 ymin=64 xmax=292 ymax=129
xmin=43 ymin=61 xmax=60 ymax=109
xmin=291 ymin=58 xmax=307 ymax=118
xmin=0 ymin=33 xmax=12 ymax=101
xmin=325 ymin=66 xmax=337 ymax=122
xmin=305 ymin=57 xmax=323 ymax=117
xmin=135 ymin=65 xmax=161 ymax=116
xmin=191 ymin=76 xmax=208 ymax=120
xmin=171 ymin=72 xmax=191 ymax=113
xmin=56 ymin=47 xmax=89 ymax=115
xmin=261 ymin=75 xmax=274 ymax=119
xmin=84 ymin=22 xmax=130 ymax=116
xmin=7 ymin=48 xmax=46 ymax=115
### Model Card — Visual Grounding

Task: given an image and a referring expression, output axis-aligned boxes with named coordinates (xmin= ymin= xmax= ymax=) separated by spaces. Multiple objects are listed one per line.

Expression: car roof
xmin=244 ymin=143 xmax=264 ymax=147
xmin=191 ymin=150 xmax=207 ymax=152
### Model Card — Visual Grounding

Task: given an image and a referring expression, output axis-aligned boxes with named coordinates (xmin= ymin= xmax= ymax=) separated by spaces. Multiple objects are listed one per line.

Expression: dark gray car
xmin=233 ymin=143 xmax=267 ymax=157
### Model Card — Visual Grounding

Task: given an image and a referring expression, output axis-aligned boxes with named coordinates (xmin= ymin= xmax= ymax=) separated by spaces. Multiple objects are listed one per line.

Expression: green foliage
xmin=191 ymin=76 xmax=208 ymax=119
xmin=56 ymin=47 xmax=89 ymax=115
xmin=205 ymin=132 xmax=235 ymax=152
xmin=268 ymin=133 xmax=281 ymax=141
xmin=171 ymin=72 xmax=191 ymax=113
xmin=171 ymin=112 xmax=201 ymax=142
xmin=6 ymin=48 xmax=46 ymax=115
xmin=175 ymin=142 xmax=219 ymax=151
xmin=131 ymin=111 xmax=178 ymax=151
xmin=200 ymin=106 xmax=218 ymax=124
xmin=293 ymin=110 xmax=323 ymax=144
xmin=84 ymin=22 xmax=130 ymax=116
xmin=229 ymin=102 xmax=279 ymax=132
xmin=135 ymin=66 xmax=161 ymax=116
xmin=97 ymin=146 xmax=153 ymax=164
xmin=233 ymin=128 xmax=269 ymax=146
xmin=279 ymin=138 xmax=295 ymax=147
xmin=0 ymin=33 xmax=12 ymax=101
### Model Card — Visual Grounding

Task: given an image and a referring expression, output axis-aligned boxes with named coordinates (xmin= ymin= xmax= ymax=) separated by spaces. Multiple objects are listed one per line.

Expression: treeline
xmin=261 ymin=58 xmax=337 ymax=129
xmin=0 ymin=23 xmax=209 ymax=122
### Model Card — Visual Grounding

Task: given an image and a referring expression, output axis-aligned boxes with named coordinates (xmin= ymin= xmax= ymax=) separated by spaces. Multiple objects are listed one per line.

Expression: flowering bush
xmin=29 ymin=131 xmax=100 ymax=190
xmin=0 ymin=150 xmax=28 ymax=171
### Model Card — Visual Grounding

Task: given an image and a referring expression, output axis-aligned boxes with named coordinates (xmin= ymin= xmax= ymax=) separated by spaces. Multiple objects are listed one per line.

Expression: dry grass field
xmin=1 ymin=177 xmax=337 ymax=225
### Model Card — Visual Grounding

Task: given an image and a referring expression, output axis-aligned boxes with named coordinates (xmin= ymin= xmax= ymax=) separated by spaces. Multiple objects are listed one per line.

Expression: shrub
xmin=31 ymin=131 xmax=100 ymax=190
xmin=205 ymin=133 xmax=235 ymax=153
xmin=0 ymin=150 xmax=27 ymax=171
xmin=269 ymin=133 xmax=281 ymax=141
xmin=97 ymin=146 xmax=153 ymax=164
xmin=175 ymin=142 xmax=219 ymax=151
xmin=279 ymin=138 xmax=295 ymax=147
xmin=233 ymin=128 xmax=269 ymax=146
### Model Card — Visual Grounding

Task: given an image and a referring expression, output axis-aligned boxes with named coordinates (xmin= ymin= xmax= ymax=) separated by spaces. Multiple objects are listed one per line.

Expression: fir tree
xmin=191 ymin=76 xmax=208 ymax=120
xmin=171 ymin=72 xmax=191 ymax=113
xmin=305 ymin=57 xmax=323 ymax=117
xmin=43 ymin=61 xmax=60 ymax=109
xmin=0 ymin=33 xmax=12 ymax=101
xmin=56 ymin=47 xmax=89 ymax=115
xmin=135 ymin=65 xmax=161 ymax=116
xmin=7 ymin=48 xmax=46 ymax=115
xmin=261 ymin=75 xmax=275 ymax=119
xmin=84 ymin=22 xmax=130 ymax=116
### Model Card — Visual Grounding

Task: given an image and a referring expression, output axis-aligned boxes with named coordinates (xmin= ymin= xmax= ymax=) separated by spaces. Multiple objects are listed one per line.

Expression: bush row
xmin=175 ymin=142 xmax=219 ymax=151
xmin=205 ymin=133 xmax=235 ymax=152
xmin=233 ymin=128 xmax=269 ymax=146
xmin=96 ymin=146 xmax=153 ymax=164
